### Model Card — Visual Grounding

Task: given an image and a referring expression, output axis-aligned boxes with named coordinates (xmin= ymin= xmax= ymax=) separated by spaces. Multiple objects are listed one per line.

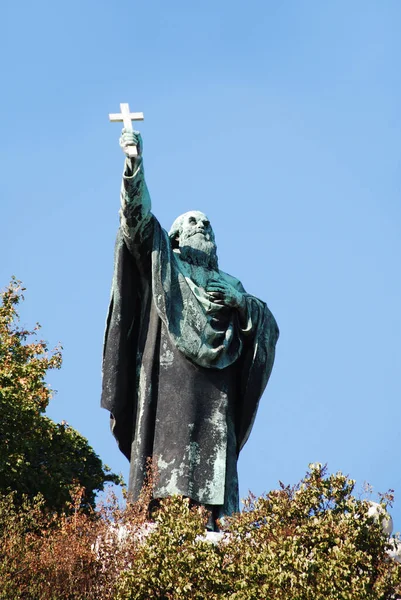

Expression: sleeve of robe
xmin=236 ymin=291 xmax=279 ymax=452
xmin=214 ymin=276 xmax=280 ymax=452
xmin=101 ymin=156 xmax=156 ymax=460
xmin=119 ymin=156 xmax=154 ymax=257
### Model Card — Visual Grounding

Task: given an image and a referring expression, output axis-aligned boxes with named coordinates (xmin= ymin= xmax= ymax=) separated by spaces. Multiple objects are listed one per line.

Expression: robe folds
xmin=101 ymin=159 xmax=279 ymax=516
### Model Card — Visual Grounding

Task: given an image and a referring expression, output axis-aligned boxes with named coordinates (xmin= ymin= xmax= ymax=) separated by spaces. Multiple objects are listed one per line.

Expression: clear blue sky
xmin=2 ymin=1 xmax=401 ymax=529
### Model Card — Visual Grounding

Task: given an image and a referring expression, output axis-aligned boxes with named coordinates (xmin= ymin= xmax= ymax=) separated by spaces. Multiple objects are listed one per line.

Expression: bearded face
xmin=169 ymin=211 xmax=218 ymax=270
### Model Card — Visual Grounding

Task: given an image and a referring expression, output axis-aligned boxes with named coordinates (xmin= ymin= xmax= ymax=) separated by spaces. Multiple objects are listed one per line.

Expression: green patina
xmin=101 ymin=128 xmax=279 ymax=526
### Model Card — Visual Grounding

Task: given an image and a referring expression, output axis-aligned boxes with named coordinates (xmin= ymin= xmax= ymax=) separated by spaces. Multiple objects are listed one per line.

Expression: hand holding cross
xmin=109 ymin=103 xmax=144 ymax=158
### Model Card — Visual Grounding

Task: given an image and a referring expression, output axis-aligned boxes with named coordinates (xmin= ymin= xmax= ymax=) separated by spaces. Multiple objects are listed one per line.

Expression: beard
xmin=178 ymin=232 xmax=218 ymax=270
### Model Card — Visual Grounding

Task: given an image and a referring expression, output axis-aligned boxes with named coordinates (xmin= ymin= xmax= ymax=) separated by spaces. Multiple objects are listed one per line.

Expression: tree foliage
xmin=0 ymin=278 xmax=118 ymax=512
xmin=0 ymin=465 xmax=400 ymax=599
xmin=115 ymin=465 xmax=401 ymax=600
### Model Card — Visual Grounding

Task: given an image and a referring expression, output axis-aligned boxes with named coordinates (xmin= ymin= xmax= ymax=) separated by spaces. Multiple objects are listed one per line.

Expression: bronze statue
xmin=101 ymin=125 xmax=279 ymax=528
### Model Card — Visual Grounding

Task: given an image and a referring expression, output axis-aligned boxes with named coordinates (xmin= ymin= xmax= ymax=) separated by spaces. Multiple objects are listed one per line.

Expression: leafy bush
xmin=0 ymin=469 xmax=156 ymax=599
xmin=115 ymin=495 xmax=229 ymax=600
xmin=115 ymin=465 xmax=401 ymax=600
xmin=0 ymin=488 xmax=102 ymax=600
xmin=0 ymin=464 xmax=400 ymax=599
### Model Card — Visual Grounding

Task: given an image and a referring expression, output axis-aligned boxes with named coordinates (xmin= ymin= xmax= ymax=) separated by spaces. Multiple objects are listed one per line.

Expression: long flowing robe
xmin=101 ymin=156 xmax=279 ymax=516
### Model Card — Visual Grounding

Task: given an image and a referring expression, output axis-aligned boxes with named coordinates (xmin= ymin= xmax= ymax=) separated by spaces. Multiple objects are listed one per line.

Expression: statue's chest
xmin=157 ymin=256 xmax=241 ymax=369
xmin=185 ymin=265 xmax=219 ymax=289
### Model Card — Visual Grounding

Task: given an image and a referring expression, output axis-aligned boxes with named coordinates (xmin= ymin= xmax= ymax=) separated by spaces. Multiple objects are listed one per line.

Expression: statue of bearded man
xmin=101 ymin=129 xmax=279 ymax=528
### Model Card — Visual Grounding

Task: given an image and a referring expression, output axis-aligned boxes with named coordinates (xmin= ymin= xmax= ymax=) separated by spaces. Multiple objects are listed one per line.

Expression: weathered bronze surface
xmin=101 ymin=129 xmax=279 ymax=525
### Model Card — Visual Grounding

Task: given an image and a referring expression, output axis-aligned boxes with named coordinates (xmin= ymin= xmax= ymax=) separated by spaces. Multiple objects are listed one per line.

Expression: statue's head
xmin=169 ymin=211 xmax=218 ymax=270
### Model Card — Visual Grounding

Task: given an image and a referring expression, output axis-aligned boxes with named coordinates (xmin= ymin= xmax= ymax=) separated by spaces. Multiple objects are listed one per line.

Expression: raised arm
xmin=119 ymin=129 xmax=153 ymax=249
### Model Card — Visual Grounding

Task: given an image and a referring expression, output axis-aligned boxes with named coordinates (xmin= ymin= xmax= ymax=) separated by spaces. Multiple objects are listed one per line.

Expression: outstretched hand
xmin=206 ymin=279 xmax=245 ymax=309
xmin=119 ymin=128 xmax=143 ymax=157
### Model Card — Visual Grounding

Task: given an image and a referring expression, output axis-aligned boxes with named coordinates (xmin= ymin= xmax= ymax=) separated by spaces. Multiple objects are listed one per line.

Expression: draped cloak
xmin=101 ymin=158 xmax=279 ymax=516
